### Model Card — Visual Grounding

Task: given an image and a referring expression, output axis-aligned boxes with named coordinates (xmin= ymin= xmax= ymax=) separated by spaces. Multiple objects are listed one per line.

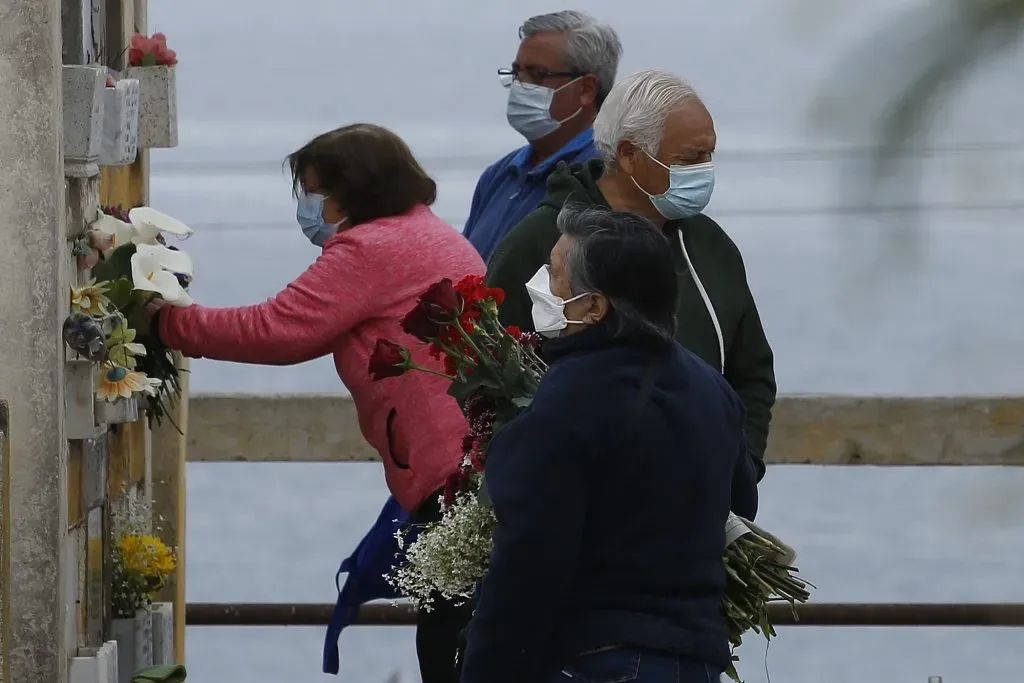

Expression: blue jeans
xmin=546 ymin=648 xmax=722 ymax=683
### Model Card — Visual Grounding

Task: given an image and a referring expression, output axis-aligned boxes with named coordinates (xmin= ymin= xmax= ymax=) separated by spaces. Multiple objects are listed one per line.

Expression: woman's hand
xmin=133 ymin=297 xmax=167 ymax=339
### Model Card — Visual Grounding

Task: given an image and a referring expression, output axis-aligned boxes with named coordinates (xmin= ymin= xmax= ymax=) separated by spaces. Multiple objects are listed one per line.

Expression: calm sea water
xmin=145 ymin=0 xmax=1024 ymax=680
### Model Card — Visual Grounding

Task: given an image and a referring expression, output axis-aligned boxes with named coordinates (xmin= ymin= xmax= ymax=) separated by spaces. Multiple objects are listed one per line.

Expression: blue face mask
xmin=505 ymin=79 xmax=582 ymax=142
xmin=632 ymin=152 xmax=715 ymax=220
xmin=296 ymin=193 xmax=345 ymax=247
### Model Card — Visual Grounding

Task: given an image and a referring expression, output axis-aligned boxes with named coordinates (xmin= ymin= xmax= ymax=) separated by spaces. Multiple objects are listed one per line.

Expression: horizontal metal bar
xmin=185 ymin=602 xmax=1024 ymax=628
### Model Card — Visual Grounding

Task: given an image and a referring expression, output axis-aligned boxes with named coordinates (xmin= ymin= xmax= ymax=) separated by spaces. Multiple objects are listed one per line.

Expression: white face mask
xmin=526 ymin=265 xmax=591 ymax=338
xmin=505 ymin=79 xmax=583 ymax=142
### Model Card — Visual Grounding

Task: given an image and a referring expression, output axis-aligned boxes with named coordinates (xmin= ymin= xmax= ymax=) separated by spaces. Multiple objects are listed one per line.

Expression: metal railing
xmin=184 ymin=601 xmax=1024 ymax=628
xmin=180 ymin=394 xmax=1024 ymax=636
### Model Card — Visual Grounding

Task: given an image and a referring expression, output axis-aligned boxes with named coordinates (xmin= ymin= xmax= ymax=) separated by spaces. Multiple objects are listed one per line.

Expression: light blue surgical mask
xmin=632 ymin=151 xmax=715 ymax=220
xmin=505 ymin=79 xmax=582 ymax=142
xmin=296 ymin=193 xmax=345 ymax=247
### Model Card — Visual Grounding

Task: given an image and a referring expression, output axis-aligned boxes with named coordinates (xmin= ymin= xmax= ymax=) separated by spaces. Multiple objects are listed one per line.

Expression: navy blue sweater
xmin=460 ymin=324 xmax=759 ymax=683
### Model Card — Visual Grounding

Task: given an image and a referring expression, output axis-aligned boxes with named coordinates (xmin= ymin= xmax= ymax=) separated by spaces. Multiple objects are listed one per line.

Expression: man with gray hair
xmin=486 ymin=69 xmax=777 ymax=480
xmin=461 ymin=10 xmax=623 ymax=260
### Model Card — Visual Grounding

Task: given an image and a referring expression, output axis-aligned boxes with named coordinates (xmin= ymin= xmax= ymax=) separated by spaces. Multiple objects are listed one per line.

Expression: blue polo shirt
xmin=463 ymin=128 xmax=598 ymax=261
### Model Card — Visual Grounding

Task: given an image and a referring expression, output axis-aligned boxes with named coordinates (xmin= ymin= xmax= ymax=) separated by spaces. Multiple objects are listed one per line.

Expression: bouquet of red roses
xmin=370 ymin=276 xmax=811 ymax=682
xmin=369 ymin=274 xmax=545 ymax=504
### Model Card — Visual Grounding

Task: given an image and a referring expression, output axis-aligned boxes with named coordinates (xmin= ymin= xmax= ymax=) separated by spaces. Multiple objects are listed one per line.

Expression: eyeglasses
xmin=498 ymin=66 xmax=585 ymax=88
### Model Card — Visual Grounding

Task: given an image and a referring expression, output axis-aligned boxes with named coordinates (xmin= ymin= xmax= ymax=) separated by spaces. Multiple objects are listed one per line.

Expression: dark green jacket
xmin=485 ymin=159 xmax=776 ymax=479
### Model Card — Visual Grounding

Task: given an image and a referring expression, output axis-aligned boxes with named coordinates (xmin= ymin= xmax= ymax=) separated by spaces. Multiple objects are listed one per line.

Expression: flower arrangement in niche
xmin=63 ymin=205 xmax=195 ymax=429
xmin=128 ymin=32 xmax=177 ymax=67
xmin=370 ymin=276 xmax=813 ymax=683
xmin=110 ymin=487 xmax=176 ymax=618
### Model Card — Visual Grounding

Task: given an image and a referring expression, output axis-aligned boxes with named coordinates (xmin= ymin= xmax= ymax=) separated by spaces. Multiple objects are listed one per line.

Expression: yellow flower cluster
xmin=117 ymin=533 xmax=176 ymax=579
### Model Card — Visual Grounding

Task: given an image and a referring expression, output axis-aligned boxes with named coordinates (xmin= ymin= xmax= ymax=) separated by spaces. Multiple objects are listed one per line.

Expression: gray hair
xmin=520 ymin=11 xmax=623 ymax=105
xmin=593 ymin=69 xmax=701 ymax=163
xmin=556 ymin=203 xmax=678 ymax=343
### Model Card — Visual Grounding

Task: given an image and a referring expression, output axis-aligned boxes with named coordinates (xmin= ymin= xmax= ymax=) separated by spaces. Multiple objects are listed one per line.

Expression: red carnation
xmin=456 ymin=274 xmax=485 ymax=299
xmin=506 ymin=325 xmax=522 ymax=340
xmin=368 ymin=339 xmax=409 ymax=381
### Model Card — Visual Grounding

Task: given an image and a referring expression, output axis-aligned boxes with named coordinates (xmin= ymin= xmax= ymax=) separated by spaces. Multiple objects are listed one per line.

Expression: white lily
xmin=92 ymin=213 xmax=137 ymax=250
xmin=92 ymin=207 xmax=193 ymax=248
xmin=128 ymin=207 xmax=193 ymax=242
xmin=130 ymin=243 xmax=194 ymax=307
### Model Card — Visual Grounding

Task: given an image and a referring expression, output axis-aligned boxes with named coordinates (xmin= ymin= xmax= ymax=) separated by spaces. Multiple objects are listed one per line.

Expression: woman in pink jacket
xmin=149 ymin=124 xmax=485 ymax=682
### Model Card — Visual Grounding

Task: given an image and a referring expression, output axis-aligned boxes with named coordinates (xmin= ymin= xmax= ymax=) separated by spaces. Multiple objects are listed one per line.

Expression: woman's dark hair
xmin=286 ymin=123 xmax=437 ymax=226
xmin=556 ymin=203 xmax=679 ymax=343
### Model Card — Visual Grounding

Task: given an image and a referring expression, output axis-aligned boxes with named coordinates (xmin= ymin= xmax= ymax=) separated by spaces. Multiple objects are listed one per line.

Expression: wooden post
xmin=100 ymin=0 xmax=152 ymax=509
xmin=151 ymin=360 xmax=189 ymax=661
xmin=101 ymin=0 xmax=188 ymax=662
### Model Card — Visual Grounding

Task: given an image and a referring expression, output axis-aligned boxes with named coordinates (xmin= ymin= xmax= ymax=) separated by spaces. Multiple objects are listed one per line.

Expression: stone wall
xmin=0 ymin=1 xmax=71 ymax=682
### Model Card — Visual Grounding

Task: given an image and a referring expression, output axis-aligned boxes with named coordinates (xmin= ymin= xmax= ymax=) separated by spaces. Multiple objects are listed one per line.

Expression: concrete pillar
xmin=0 ymin=0 xmax=71 ymax=682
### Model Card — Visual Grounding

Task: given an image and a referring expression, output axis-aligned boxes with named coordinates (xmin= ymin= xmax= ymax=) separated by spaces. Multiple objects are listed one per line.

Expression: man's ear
xmin=579 ymin=75 xmax=599 ymax=109
xmin=617 ymin=140 xmax=641 ymax=177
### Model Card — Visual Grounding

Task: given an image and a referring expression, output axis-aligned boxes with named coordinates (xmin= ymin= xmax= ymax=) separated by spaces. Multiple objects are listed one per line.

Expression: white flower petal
xmin=134 ymin=243 xmax=194 ymax=277
xmin=129 ymin=207 xmax=193 ymax=238
xmin=93 ymin=213 xmax=137 ymax=246
xmin=130 ymin=253 xmax=194 ymax=306
xmin=148 ymin=271 xmax=193 ymax=307
xmin=131 ymin=223 xmax=163 ymax=245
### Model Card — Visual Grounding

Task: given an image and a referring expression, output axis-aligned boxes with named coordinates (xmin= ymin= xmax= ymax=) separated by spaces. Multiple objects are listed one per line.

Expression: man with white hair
xmin=486 ymin=69 xmax=777 ymax=478
xmin=461 ymin=10 xmax=623 ymax=260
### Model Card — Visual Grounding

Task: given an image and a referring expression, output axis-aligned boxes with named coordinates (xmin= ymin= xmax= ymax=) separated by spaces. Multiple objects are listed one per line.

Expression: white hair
xmin=593 ymin=69 xmax=700 ymax=163
xmin=520 ymin=11 xmax=623 ymax=104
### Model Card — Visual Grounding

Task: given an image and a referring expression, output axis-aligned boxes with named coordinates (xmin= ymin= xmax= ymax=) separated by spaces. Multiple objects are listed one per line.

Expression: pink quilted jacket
xmin=159 ymin=204 xmax=485 ymax=511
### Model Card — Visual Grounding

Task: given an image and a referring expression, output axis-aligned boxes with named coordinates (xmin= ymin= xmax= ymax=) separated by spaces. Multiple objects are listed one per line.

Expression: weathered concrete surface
xmin=186 ymin=394 xmax=1024 ymax=466
xmin=0 ymin=0 xmax=70 ymax=680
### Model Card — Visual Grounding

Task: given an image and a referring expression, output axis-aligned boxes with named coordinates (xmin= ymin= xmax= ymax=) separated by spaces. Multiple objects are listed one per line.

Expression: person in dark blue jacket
xmin=460 ymin=205 xmax=759 ymax=683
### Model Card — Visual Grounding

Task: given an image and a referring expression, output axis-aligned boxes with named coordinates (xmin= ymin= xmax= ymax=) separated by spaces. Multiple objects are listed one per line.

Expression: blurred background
xmin=146 ymin=0 xmax=1024 ymax=680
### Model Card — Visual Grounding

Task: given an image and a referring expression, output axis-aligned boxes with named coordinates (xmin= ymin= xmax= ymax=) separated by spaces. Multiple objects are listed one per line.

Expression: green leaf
xmin=105 ymin=278 xmax=135 ymax=310
xmin=447 ymin=375 xmax=485 ymax=402
xmin=92 ymin=244 xmax=137 ymax=283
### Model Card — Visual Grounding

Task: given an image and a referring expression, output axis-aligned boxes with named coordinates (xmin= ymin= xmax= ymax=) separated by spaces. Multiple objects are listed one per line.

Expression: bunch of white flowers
xmin=388 ymin=488 xmax=495 ymax=611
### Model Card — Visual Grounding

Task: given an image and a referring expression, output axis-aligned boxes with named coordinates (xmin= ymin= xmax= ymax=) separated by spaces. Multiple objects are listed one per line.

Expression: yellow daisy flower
xmin=96 ymin=364 xmax=161 ymax=402
xmin=70 ymin=280 xmax=111 ymax=316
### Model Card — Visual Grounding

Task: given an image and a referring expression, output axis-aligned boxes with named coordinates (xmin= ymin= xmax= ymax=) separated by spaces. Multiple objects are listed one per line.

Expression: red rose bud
xmin=401 ymin=305 xmax=442 ymax=341
xmin=419 ymin=278 xmax=462 ymax=316
xmin=368 ymin=339 xmax=409 ymax=380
